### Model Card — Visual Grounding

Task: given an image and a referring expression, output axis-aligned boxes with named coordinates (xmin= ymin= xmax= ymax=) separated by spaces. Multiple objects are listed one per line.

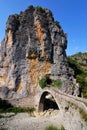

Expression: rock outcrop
xmin=0 ymin=6 xmax=80 ymax=99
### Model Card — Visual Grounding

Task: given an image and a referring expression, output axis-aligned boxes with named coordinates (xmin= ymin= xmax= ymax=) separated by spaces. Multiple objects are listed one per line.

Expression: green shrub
xmin=39 ymin=76 xmax=62 ymax=89
xmin=45 ymin=125 xmax=58 ymax=130
xmin=45 ymin=125 xmax=65 ymax=130
xmin=36 ymin=6 xmax=43 ymax=11
xmin=52 ymin=79 xmax=62 ymax=89
xmin=39 ymin=76 xmax=47 ymax=88
xmin=60 ymin=126 xmax=65 ymax=130
xmin=79 ymin=108 xmax=87 ymax=121
xmin=55 ymin=21 xmax=60 ymax=26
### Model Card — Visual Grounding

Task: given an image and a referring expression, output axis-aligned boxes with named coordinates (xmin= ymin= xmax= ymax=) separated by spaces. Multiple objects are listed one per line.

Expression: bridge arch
xmin=38 ymin=90 xmax=60 ymax=112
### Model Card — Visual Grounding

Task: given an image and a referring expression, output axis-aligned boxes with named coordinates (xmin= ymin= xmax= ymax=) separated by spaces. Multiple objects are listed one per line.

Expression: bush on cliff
xmin=39 ymin=76 xmax=62 ymax=89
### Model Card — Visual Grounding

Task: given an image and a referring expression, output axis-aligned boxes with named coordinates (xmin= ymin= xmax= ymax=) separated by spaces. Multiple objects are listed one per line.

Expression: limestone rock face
xmin=0 ymin=6 xmax=80 ymax=98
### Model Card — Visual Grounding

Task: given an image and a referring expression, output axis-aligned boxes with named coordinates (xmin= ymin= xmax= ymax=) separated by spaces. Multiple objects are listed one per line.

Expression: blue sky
xmin=0 ymin=0 xmax=87 ymax=55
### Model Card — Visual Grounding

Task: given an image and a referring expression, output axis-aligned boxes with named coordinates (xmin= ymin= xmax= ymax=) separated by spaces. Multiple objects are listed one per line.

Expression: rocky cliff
xmin=0 ymin=6 xmax=80 ymax=99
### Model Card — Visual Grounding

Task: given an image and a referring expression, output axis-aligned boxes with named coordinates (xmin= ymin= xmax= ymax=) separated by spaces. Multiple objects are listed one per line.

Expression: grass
xmin=0 ymin=113 xmax=15 ymax=119
xmin=60 ymin=126 xmax=65 ymax=130
xmin=0 ymin=98 xmax=35 ymax=114
xmin=45 ymin=125 xmax=58 ymax=130
xmin=45 ymin=125 xmax=65 ymax=130
xmin=0 ymin=128 xmax=5 ymax=130
xmin=79 ymin=108 xmax=87 ymax=121
xmin=0 ymin=106 xmax=35 ymax=114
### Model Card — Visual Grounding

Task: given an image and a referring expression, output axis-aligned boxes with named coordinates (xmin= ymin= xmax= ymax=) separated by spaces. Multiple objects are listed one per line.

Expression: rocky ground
xmin=0 ymin=108 xmax=87 ymax=130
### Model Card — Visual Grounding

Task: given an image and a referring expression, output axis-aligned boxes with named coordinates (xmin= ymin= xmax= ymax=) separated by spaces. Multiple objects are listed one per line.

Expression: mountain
xmin=0 ymin=6 xmax=80 ymax=99
xmin=68 ymin=52 xmax=87 ymax=98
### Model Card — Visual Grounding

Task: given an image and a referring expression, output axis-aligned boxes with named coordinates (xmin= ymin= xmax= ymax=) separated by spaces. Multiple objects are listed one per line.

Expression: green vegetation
xmin=39 ymin=76 xmax=62 ymax=89
xmin=69 ymin=52 xmax=87 ymax=67
xmin=55 ymin=21 xmax=60 ymax=26
xmin=79 ymin=108 xmax=87 ymax=121
xmin=0 ymin=113 xmax=15 ymax=119
xmin=0 ymin=106 xmax=35 ymax=114
xmin=0 ymin=128 xmax=5 ymax=130
xmin=52 ymin=79 xmax=62 ymax=89
xmin=60 ymin=126 xmax=65 ymax=130
xmin=0 ymin=99 xmax=35 ymax=114
xmin=68 ymin=52 xmax=87 ymax=98
xmin=45 ymin=125 xmax=65 ymax=130
xmin=55 ymin=21 xmax=62 ymax=30
xmin=36 ymin=6 xmax=43 ymax=11
xmin=39 ymin=76 xmax=47 ymax=88
xmin=45 ymin=125 xmax=58 ymax=130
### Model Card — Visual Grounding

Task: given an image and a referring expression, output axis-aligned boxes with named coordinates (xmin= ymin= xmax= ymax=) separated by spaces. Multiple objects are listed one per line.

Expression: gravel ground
xmin=0 ymin=109 xmax=87 ymax=130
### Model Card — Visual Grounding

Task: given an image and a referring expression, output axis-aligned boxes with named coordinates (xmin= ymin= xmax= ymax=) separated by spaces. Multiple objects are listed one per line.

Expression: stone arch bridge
xmin=5 ymin=87 xmax=87 ymax=114
xmin=34 ymin=87 xmax=87 ymax=114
